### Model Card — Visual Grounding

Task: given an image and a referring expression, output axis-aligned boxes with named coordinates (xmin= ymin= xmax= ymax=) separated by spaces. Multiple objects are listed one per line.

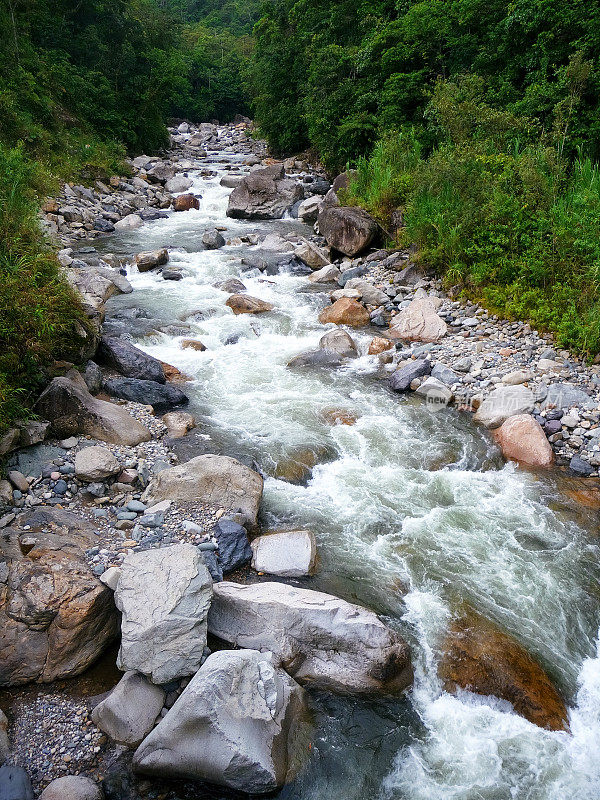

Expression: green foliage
xmin=347 ymin=83 xmax=600 ymax=355
xmin=0 ymin=145 xmax=89 ymax=430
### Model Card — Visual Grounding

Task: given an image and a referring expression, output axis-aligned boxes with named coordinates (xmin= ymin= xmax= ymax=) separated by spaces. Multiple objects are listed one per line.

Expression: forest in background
xmin=2 ymin=0 xmax=600 ymax=431
xmin=251 ymin=0 xmax=600 ymax=355
xmin=0 ymin=0 xmax=258 ymax=427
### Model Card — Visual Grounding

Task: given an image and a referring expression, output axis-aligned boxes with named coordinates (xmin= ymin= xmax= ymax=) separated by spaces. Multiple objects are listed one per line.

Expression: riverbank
xmin=2 ymin=121 xmax=600 ymax=800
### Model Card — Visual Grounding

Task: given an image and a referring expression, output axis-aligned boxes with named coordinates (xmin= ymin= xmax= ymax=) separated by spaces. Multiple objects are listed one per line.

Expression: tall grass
xmin=0 ymin=145 xmax=89 ymax=431
xmin=346 ymin=126 xmax=600 ymax=356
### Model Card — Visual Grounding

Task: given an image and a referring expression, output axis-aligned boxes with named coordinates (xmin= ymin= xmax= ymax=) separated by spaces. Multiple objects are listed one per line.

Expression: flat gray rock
xmin=474 ymin=385 xmax=535 ymax=428
xmin=92 ymin=671 xmax=165 ymax=746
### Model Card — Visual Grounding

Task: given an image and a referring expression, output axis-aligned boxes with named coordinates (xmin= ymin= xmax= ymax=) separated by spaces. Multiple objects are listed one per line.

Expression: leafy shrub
xmin=0 ymin=146 xmax=89 ymax=431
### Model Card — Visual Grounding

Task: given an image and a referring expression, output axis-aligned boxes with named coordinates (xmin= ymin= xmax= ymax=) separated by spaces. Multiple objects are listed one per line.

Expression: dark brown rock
xmin=439 ymin=613 xmax=569 ymax=731
xmin=0 ymin=510 xmax=118 ymax=686
xmin=173 ymin=194 xmax=200 ymax=212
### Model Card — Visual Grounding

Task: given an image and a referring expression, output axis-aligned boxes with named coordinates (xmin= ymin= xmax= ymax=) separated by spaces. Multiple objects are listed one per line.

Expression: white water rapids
xmin=99 ymin=143 xmax=600 ymax=799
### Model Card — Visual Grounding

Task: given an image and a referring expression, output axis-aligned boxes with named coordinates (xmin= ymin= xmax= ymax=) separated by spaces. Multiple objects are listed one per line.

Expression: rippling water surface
xmin=100 ymin=141 xmax=600 ymax=799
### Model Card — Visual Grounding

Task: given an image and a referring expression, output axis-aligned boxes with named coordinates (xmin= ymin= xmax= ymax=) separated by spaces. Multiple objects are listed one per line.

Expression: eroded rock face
xmin=115 ymin=544 xmax=213 ymax=684
xmin=318 ymin=207 xmax=378 ymax=257
xmin=0 ymin=510 xmax=118 ymax=687
xmin=133 ymin=650 xmax=308 ymax=795
xmin=389 ymin=298 xmax=447 ymax=343
xmin=225 ymin=294 xmax=274 ymax=315
xmin=318 ymin=298 xmax=370 ymax=328
xmin=208 ymin=582 xmax=413 ymax=695
xmin=439 ymin=614 xmax=569 ymax=731
xmin=142 ymin=454 xmax=263 ymax=529
xmin=227 ymin=164 xmax=304 ymax=220
xmin=34 ymin=371 xmax=151 ymax=446
xmin=494 ymin=414 xmax=554 ymax=467
xmin=473 ymin=385 xmax=535 ymax=428
xmin=91 ymin=671 xmax=165 ymax=747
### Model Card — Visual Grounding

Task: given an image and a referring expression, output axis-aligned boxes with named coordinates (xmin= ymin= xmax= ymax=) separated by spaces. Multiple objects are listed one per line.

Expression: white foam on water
xmin=103 ymin=149 xmax=600 ymax=800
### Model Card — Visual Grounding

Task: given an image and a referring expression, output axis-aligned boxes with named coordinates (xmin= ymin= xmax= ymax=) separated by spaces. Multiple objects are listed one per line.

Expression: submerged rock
xmin=133 ymin=649 xmax=308 ymax=795
xmin=115 ymin=544 xmax=213 ymax=684
xmin=208 ymin=582 xmax=412 ymax=695
xmin=173 ymin=193 xmax=200 ymax=212
xmin=225 ymin=294 xmax=274 ymax=315
xmin=439 ymin=613 xmax=569 ymax=731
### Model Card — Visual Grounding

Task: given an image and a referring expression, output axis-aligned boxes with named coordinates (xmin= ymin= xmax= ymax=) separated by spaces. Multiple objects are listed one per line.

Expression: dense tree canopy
xmin=252 ymin=0 xmax=600 ymax=169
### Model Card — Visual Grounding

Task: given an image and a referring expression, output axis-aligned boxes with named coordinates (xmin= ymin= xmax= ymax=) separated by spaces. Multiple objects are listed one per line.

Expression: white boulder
xmin=251 ymin=530 xmax=317 ymax=577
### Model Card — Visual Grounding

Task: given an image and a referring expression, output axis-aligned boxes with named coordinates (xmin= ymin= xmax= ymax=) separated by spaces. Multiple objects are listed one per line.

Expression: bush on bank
xmin=344 ymin=79 xmax=600 ymax=356
xmin=0 ymin=146 xmax=88 ymax=432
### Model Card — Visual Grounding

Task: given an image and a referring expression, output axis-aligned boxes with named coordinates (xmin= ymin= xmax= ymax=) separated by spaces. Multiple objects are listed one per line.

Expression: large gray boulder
xmin=474 ymin=385 xmax=535 ymax=428
xmin=97 ymin=337 xmax=165 ymax=383
xmin=92 ymin=671 xmax=165 ymax=747
xmin=34 ymin=370 xmax=151 ymax=447
xmin=143 ymin=454 xmax=263 ymax=530
xmin=0 ymin=766 xmax=33 ymax=800
xmin=115 ymin=544 xmax=213 ymax=684
xmin=208 ymin=582 xmax=412 ymax=695
xmin=133 ymin=650 xmax=308 ymax=795
xmin=0 ymin=510 xmax=118 ymax=687
xmin=389 ymin=298 xmax=447 ymax=343
xmin=318 ymin=207 xmax=378 ymax=257
xmin=227 ymin=165 xmax=304 ymax=220
xmin=319 ymin=329 xmax=358 ymax=358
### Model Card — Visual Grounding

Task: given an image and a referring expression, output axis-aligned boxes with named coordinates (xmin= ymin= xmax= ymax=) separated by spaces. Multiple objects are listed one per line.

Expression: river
xmin=97 ymin=140 xmax=600 ymax=800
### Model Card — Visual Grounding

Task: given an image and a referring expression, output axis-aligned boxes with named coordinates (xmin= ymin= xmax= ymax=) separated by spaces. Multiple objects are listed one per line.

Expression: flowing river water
xmin=97 ymin=142 xmax=600 ymax=799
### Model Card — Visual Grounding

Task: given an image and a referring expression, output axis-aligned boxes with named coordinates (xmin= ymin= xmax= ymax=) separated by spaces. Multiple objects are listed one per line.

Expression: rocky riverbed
xmin=1 ymin=120 xmax=600 ymax=800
